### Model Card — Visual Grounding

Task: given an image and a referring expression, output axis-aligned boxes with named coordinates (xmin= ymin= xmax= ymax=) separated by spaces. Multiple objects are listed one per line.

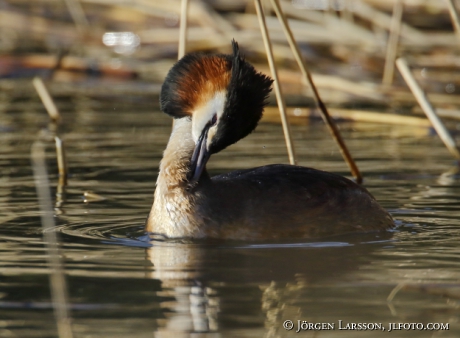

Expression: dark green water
xmin=1 ymin=92 xmax=460 ymax=337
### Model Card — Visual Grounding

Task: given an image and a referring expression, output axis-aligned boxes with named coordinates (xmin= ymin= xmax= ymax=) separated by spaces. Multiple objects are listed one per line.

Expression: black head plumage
xmin=209 ymin=40 xmax=273 ymax=154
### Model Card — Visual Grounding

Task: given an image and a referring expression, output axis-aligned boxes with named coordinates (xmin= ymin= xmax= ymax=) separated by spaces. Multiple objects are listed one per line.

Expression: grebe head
xmin=160 ymin=40 xmax=273 ymax=185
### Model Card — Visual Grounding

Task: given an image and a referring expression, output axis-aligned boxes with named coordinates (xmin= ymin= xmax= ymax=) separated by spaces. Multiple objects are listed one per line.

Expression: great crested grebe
xmin=146 ymin=40 xmax=394 ymax=240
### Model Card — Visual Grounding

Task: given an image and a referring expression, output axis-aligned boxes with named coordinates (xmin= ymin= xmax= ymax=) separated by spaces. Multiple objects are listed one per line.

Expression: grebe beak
xmin=188 ymin=121 xmax=212 ymax=187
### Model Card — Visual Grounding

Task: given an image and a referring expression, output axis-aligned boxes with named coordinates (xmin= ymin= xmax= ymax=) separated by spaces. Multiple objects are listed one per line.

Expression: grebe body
xmin=146 ymin=41 xmax=394 ymax=240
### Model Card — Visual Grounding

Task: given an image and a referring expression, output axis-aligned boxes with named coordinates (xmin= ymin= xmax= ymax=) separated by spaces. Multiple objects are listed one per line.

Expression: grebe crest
xmin=147 ymin=40 xmax=394 ymax=240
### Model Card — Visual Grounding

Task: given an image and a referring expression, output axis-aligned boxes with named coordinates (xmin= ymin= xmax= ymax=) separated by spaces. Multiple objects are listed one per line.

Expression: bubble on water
xmin=102 ymin=32 xmax=140 ymax=55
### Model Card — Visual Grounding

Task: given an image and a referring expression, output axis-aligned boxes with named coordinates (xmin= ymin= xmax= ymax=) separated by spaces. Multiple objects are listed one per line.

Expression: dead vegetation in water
xmin=1 ymin=0 xmax=460 ymax=125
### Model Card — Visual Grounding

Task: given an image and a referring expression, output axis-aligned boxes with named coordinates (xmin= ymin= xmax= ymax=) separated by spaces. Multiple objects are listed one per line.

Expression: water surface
xmin=1 ymin=92 xmax=460 ymax=337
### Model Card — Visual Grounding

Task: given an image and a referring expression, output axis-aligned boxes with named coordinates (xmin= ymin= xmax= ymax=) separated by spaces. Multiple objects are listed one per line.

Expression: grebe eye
xmin=211 ymin=114 xmax=218 ymax=126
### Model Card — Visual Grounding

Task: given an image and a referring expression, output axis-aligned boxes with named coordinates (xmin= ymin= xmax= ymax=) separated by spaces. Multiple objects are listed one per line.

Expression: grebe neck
xmin=158 ymin=118 xmax=196 ymax=188
xmin=147 ymin=118 xmax=207 ymax=237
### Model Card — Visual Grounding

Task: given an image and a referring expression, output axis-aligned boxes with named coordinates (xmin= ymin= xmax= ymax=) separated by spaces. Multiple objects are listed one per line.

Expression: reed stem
xmin=396 ymin=58 xmax=460 ymax=160
xmin=178 ymin=0 xmax=189 ymax=59
xmin=55 ymin=136 xmax=68 ymax=186
xmin=31 ymin=141 xmax=73 ymax=338
xmin=446 ymin=0 xmax=460 ymax=37
xmin=33 ymin=77 xmax=61 ymax=122
xmin=63 ymin=0 xmax=89 ymax=34
xmin=269 ymin=0 xmax=362 ymax=182
xmin=382 ymin=0 xmax=403 ymax=86
xmin=254 ymin=0 xmax=296 ymax=165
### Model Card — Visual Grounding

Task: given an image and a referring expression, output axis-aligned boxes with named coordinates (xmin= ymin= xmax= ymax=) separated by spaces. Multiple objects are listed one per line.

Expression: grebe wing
xmin=209 ymin=164 xmax=393 ymax=236
xmin=212 ymin=164 xmax=362 ymax=197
